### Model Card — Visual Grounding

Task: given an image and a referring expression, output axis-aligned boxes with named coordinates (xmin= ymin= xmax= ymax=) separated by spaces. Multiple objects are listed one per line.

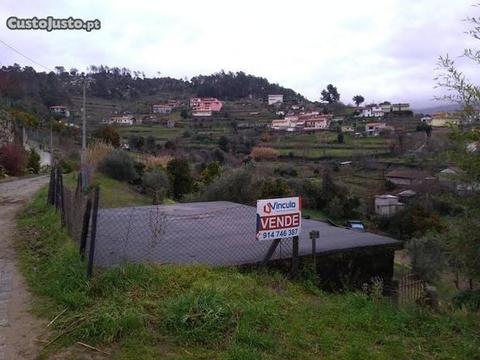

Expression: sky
xmin=0 ymin=0 xmax=479 ymax=109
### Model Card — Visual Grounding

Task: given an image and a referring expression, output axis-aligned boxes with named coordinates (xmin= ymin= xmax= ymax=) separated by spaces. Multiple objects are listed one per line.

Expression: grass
xmin=118 ymin=125 xmax=183 ymax=142
xmin=63 ymin=172 xmax=151 ymax=208
xmin=15 ymin=189 xmax=480 ymax=359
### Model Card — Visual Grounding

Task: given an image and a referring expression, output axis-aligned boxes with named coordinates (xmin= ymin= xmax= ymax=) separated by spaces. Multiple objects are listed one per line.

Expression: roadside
xmin=0 ymin=176 xmax=49 ymax=360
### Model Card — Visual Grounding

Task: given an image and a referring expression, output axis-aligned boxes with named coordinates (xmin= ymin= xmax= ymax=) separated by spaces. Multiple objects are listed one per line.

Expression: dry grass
xmin=85 ymin=141 xmax=113 ymax=170
xmin=250 ymin=146 xmax=279 ymax=160
xmin=141 ymin=154 xmax=173 ymax=170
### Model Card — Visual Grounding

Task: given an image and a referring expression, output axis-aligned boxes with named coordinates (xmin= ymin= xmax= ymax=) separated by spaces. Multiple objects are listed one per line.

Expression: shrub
xmin=142 ymin=168 xmax=171 ymax=202
xmin=453 ymin=289 xmax=480 ymax=311
xmin=212 ymin=148 xmax=226 ymax=164
xmin=59 ymin=158 xmax=75 ymax=174
xmin=27 ymin=148 xmax=41 ymax=174
xmin=200 ymin=161 xmax=222 ymax=185
xmin=128 ymin=135 xmax=145 ymax=151
xmin=167 ymin=158 xmax=194 ymax=200
xmin=273 ymin=166 xmax=298 ymax=177
xmin=99 ymin=150 xmax=137 ymax=182
xmin=0 ymin=143 xmax=26 ymax=176
xmin=407 ymin=233 xmax=446 ymax=282
xmin=201 ymin=168 xmax=258 ymax=205
xmin=337 ymin=132 xmax=344 ymax=144
xmin=250 ymin=147 xmax=279 ymax=161
xmin=93 ymin=125 xmax=120 ymax=147
xmin=260 ymin=178 xmax=291 ymax=199
xmin=384 ymin=179 xmax=396 ymax=191
xmin=218 ymin=136 xmax=229 ymax=152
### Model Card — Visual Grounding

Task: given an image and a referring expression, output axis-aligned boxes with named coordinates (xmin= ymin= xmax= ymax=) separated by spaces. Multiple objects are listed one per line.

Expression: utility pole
xmin=81 ymin=78 xmax=88 ymax=191
xmin=50 ymin=119 xmax=53 ymax=167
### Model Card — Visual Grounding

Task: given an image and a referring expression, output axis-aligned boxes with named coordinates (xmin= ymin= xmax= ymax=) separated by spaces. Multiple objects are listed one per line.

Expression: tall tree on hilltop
xmin=321 ymin=84 xmax=340 ymax=104
xmin=353 ymin=95 xmax=365 ymax=107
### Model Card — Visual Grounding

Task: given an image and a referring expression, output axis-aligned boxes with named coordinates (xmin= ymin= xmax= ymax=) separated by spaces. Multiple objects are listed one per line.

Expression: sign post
xmin=257 ymin=197 xmax=302 ymax=272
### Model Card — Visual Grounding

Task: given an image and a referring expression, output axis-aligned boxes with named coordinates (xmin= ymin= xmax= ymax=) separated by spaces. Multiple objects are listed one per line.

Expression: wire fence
xmin=47 ymin=167 xmax=299 ymax=278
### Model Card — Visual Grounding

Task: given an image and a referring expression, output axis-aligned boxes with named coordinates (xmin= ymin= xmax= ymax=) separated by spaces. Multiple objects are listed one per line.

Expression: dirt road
xmin=0 ymin=176 xmax=49 ymax=360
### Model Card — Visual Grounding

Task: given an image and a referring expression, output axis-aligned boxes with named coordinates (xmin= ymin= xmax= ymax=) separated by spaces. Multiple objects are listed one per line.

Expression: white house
xmin=152 ymin=104 xmax=173 ymax=114
xmin=375 ymin=195 xmax=405 ymax=217
xmin=103 ymin=115 xmax=135 ymax=126
xmin=391 ymin=103 xmax=410 ymax=112
xmin=365 ymin=122 xmax=388 ymax=136
xmin=357 ymin=106 xmax=384 ymax=118
xmin=268 ymin=94 xmax=284 ymax=106
xmin=49 ymin=105 xmax=70 ymax=118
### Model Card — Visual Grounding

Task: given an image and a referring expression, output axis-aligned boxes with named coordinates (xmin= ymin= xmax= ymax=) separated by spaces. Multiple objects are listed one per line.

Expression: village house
xmin=374 ymin=195 xmax=405 ymax=217
xmin=385 ymin=169 xmax=430 ymax=186
xmin=271 ymin=113 xmax=331 ymax=132
xmin=268 ymin=94 xmax=284 ymax=106
xmin=430 ymin=112 xmax=460 ymax=127
xmin=152 ymin=104 xmax=173 ymax=114
xmin=49 ymin=105 xmax=70 ymax=118
xmin=102 ymin=115 xmax=136 ymax=126
xmin=190 ymin=97 xmax=223 ymax=116
xmin=380 ymin=103 xmax=392 ymax=113
xmin=391 ymin=103 xmax=410 ymax=112
xmin=365 ymin=122 xmax=389 ymax=136
xmin=356 ymin=105 xmax=384 ymax=118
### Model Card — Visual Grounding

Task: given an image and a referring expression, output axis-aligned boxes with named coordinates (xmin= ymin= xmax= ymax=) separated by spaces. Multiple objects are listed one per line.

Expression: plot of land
xmin=92 ymin=201 xmax=401 ymax=267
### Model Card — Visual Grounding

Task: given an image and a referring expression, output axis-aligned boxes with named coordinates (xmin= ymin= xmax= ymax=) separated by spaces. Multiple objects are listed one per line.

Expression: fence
xmin=47 ymin=167 xmax=302 ymax=278
xmin=397 ymin=273 xmax=426 ymax=305
xmin=47 ymin=167 xmax=100 ymax=277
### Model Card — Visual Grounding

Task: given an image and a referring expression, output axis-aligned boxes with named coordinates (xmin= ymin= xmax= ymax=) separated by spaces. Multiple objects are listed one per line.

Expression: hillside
xmin=0 ymin=65 xmax=307 ymax=122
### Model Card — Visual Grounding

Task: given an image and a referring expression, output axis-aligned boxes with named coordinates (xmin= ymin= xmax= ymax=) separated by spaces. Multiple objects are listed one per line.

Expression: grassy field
xmin=63 ymin=172 xmax=151 ymax=208
xmin=118 ymin=125 xmax=183 ymax=143
xmin=15 ymin=189 xmax=480 ymax=359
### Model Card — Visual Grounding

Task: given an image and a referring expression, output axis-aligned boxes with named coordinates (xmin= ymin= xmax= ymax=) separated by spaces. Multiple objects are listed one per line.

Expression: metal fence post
xmin=291 ymin=236 xmax=299 ymax=278
xmin=87 ymin=186 xmax=100 ymax=278
xmin=59 ymin=171 xmax=66 ymax=227
xmin=80 ymin=198 xmax=92 ymax=259
xmin=47 ymin=166 xmax=56 ymax=205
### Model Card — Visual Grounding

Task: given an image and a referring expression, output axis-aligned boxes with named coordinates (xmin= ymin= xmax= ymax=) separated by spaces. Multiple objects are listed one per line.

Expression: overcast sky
xmin=0 ymin=0 xmax=478 ymax=108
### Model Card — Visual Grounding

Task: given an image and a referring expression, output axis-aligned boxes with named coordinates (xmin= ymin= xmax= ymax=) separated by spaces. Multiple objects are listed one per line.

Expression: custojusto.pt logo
xmin=6 ymin=16 xmax=101 ymax=32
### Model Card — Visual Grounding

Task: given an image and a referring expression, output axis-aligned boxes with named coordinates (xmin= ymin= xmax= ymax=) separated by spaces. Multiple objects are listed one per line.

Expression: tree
xmin=321 ymin=84 xmax=340 ymax=104
xmin=167 ymin=158 xmax=194 ymax=200
xmin=352 ymin=95 xmax=365 ymax=107
xmin=94 ymin=125 xmax=120 ymax=147
xmin=145 ymin=135 xmax=156 ymax=153
xmin=218 ymin=136 xmax=229 ymax=152
xmin=337 ymin=132 xmax=344 ymax=144
xmin=27 ymin=148 xmax=41 ymax=174
xmin=201 ymin=161 xmax=222 ymax=185
xmin=180 ymin=109 xmax=188 ymax=119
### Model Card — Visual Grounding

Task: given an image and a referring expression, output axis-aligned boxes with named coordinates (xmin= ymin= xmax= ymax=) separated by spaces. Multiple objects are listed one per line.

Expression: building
xmin=356 ymin=106 xmax=384 ymax=118
xmin=49 ymin=105 xmax=70 ymax=118
xmin=271 ymin=113 xmax=331 ymax=132
xmin=302 ymin=114 xmax=331 ymax=130
xmin=430 ymin=112 xmax=460 ymax=127
xmin=192 ymin=110 xmax=213 ymax=117
xmin=152 ymin=104 xmax=173 ymax=114
xmin=374 ymin=195 xmax=405 ymax=217
xmin=391 ymin=103 xmax=410 ymax=112
xmin=365 ymin=122 xmax=388 ymax=136
xmin=268 ymin=94 xmax=284 ymax=106
xmin=385 ymin=169 xmax=429 ymax=186
xmin=190 ymin=98 xmax=223 ymax=115
xmin=380 ymin=103 xmax=392 ymax=113
xmin=103 ymin=115 xmax=135 ymax=126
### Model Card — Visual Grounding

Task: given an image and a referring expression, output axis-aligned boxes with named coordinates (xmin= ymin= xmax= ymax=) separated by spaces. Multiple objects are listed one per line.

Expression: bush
xmin=406 ymin=233 xmax=446 ymax=282
xmin=260 ymin=178 xmax=291 ymax=199
xmin=385 ymin=179 xmax=396 ymax=191
xmin=142 ymin=168 xmax=171 ymax=203
xmin=59 ymin=158 xmax=75 ymax=174
xmin=453 ymin=289 xmax=480 ymax=311
xmin=99 ymin=150 xmax=137 ymax=182
xmin=27 ymin=148 xmax=41 ymax=174
xmin=250 ymin=147 xmax=279 ymax=161
xmin=93 ymin=125 xmax=120 ymax=147
xmin=200 ymin=161 xmax=222 ymax=185
xmin=273 ymin=166 xmax=298 ymax=177
xmin=0 ymin=143 xmax=26 ymax=176
xmin=337 ymin=132 xmax=344 ymax=144
xmin=167 ymin=158 xmax=193 ymax=200
xmin=201 ymin=168 xmax=258 ymax=205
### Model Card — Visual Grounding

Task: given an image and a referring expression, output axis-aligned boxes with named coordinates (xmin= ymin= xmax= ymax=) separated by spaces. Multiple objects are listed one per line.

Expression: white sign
xmin=256 ymin=196 xmax=301 ymax=241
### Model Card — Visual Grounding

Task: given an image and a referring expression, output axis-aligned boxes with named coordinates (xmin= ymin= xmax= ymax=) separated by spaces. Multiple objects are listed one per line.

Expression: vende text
xmin=259 ymin=213 xmax=300 ymax=231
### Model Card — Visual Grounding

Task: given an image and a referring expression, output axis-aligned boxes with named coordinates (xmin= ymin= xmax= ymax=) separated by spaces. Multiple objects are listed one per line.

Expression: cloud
xmin=0 ymin=0 xmax=477 ymax=107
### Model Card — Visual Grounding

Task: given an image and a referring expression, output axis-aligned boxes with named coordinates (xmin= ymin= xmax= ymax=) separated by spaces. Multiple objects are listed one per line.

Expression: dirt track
xmin=0 ymin=176 xmax=48 ymax=360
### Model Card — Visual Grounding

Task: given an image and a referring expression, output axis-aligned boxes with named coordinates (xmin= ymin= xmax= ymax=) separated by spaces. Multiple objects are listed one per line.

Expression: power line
xmin=0 ymin=38 xmax=54 ymax=72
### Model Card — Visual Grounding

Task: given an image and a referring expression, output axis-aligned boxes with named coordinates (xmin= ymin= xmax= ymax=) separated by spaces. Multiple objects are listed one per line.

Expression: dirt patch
xmin=0 ymin=176 xmax=49 ymax=359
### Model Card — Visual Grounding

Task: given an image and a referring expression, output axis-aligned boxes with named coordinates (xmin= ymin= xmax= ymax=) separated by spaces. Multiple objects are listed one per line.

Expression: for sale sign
xmin=256 ymin=196 xmax=301 ymax=241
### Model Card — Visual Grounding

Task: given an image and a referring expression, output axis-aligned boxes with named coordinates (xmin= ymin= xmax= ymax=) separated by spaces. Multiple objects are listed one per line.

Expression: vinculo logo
xmin=263 ymin=200 xmax=296 ymax=214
